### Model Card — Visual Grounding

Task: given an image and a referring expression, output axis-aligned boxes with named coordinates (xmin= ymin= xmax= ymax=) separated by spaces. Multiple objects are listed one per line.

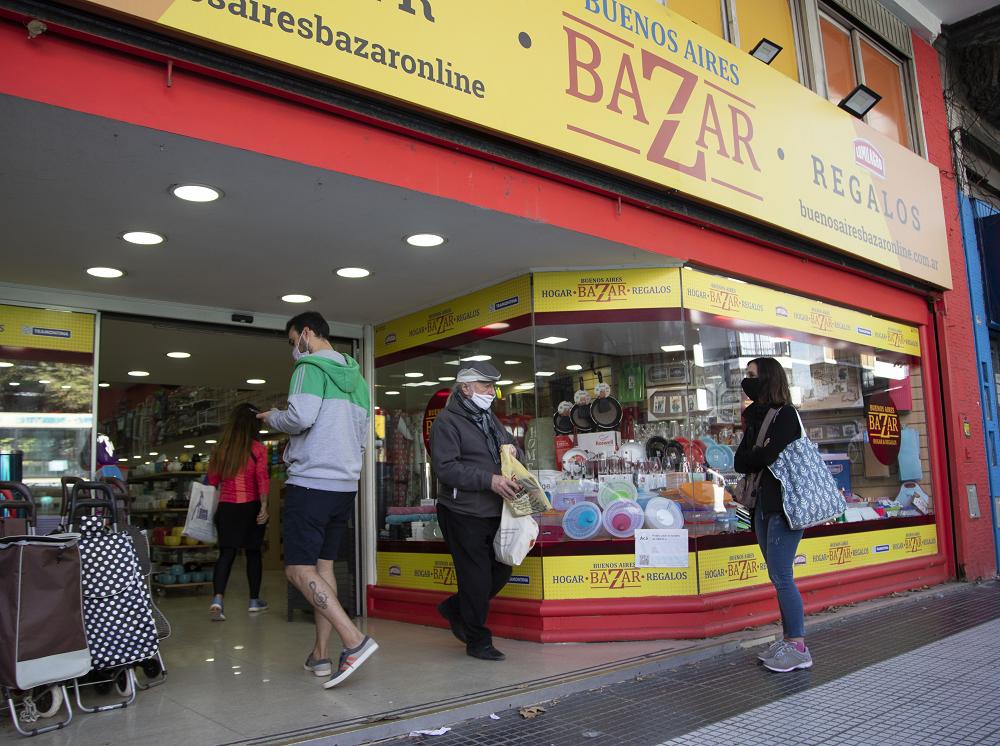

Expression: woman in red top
xmin=206 ymin=403 xmax=270 ymax=621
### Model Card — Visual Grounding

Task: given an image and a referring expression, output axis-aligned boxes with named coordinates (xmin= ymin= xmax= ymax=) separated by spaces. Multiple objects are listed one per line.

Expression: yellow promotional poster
xmin=377 ymin=551 xmax=542 ymax=600
xmin=533 ymin=268 xmax=681 ymax=313
xmin=74 ymin=0 xmax=950 ymax=288
xmin=543 ymin=553 xmax=696 ymax=599
xmin=682 ymin=269 xmax=922 ymax=356
xmin=698 ymin=524 xmax=938 ymax=594
xmin=0 ymin=304 xmax=95 ymax=354
xmin=375 ymin=275 xmax=530 ymax=359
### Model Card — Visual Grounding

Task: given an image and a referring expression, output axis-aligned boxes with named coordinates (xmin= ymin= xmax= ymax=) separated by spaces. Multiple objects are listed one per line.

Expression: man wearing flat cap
xmin=430 ymin=361 xmax=520 ymax=661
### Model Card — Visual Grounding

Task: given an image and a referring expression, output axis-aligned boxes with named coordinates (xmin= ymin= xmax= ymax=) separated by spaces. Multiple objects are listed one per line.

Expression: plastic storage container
xmin=643 ymin=497 xmax=685 ymax=529
xmin=602 ymin=500 xmax=645 ymax=538
xmin=683 ymin=509 xmax=720 ymax=536
xmin=597 ymin=480 xmax=638 ymax=509
xmin=562 ymin=502 xmax=605 ymax=540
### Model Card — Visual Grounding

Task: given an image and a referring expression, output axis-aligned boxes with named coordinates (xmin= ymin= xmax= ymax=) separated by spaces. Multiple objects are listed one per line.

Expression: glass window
xmin=860 ymin=39 xmax=911 ymax=149
xmin=732 ymin=0 xmax=801 ymax=82
xmin=820 ymin=16 xmax=856 ymax=105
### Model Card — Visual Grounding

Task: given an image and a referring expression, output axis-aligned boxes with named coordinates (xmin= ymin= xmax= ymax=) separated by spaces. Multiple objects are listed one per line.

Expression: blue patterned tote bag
xmin=768 ymin=409 xmax=846 ymax=530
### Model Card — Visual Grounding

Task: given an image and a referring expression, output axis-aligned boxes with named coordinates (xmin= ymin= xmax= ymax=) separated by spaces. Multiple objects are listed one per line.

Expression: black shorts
xmin=282 ymin=484 xmax=356 ymax=566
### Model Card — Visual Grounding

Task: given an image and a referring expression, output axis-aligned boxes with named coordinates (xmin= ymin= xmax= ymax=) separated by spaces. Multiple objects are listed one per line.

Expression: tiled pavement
xmin=396 ymin=581 xmax=1000 ymax=746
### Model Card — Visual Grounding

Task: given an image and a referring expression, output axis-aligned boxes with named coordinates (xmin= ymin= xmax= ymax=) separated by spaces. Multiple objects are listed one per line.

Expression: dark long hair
xmin=212 ymin=403 xmax=258 ymax=479
xmin=749 ymin=357 xmax=792 ymax=407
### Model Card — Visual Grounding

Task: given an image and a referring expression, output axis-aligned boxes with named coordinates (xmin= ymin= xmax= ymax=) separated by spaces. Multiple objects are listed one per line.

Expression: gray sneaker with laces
xmin=304 ymin=653 xmax=332 ymax=677
xmin=763 ymin=643 xmax=813 ymax=672
xmin=758 ymin=639 xmax=786 ymax=662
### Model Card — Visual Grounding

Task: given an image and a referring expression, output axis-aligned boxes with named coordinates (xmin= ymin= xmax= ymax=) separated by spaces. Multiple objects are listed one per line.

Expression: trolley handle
xmin=0 ymin=480 xmax=36 ymax=523
xmin=60 ymin=476 xmax=85 ymax=520
xmin=68 ymin=481 xmax=120 ymax=531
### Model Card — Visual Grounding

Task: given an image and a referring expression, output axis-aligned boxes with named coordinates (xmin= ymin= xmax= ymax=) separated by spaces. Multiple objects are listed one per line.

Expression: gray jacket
xmin=430 ymin=395 xmax=517 ymax=519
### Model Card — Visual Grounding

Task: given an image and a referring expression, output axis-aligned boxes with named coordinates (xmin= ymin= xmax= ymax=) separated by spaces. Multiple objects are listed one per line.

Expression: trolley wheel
xmin=141 ymin=659 xmax=162 ymax=678
xmin=114 ymin=669 xmax=133 ymax=698
xmin=28 ymin=685 xmax=63 ymax=720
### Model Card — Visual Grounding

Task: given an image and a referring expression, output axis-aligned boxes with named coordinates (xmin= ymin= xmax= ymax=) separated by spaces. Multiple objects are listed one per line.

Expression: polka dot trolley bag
xmin=77 ymin=515 xmax=159 ymax=670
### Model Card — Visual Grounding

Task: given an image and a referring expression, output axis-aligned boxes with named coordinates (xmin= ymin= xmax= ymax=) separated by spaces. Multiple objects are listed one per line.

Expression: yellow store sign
xmin=534 ymin=268 xmax=681 ymax=313
xmin=76 ymin=0 xmax=950 ymax=288
xmin=377 ymin=551 xmax=542 ymax=600
xmin=543 ymin=553 xmax=697 ymax=599
xmin=0 ymin=304 xmax=95 ymax=354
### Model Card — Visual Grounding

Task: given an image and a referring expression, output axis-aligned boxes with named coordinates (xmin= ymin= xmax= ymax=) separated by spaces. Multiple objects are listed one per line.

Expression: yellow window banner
xmin=542 ymin=553 xmax=697 ymax=599
xmin=73 ymin=0 xmax=951 ymax=289
xmin=681 ymin=269 xmax=922 ymax=356
xmin=533 ymin=268 xmax=681 ymax=313
xmin=377 ymin=551 xmax=543 ymax=600
xmin=374 ymin=275 xmax=531 ymax=358
xmin=0 ymin=304 xmax=95 ymax=354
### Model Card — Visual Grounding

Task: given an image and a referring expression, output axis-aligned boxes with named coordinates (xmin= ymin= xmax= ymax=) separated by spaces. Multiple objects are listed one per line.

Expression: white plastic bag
xmin=182 ymin=482 xmax=218 ymax=544
xmin=493 ymin=502 xmax=538 ymax=566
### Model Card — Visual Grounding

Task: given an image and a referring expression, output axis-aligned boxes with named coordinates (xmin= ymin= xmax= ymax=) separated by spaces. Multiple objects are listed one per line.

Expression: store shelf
xmin=128 ymin=472 xmax=202 ymax=483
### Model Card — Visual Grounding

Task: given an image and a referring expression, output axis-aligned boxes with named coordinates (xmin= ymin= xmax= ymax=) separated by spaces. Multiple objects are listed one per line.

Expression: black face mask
xmin=741 ymin=377 xmax=762 ymax=401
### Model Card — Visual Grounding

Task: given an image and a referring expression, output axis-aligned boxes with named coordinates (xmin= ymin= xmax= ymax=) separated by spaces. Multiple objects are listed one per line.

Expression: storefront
xmin=1 ymin=0 xmax=979 ymax=654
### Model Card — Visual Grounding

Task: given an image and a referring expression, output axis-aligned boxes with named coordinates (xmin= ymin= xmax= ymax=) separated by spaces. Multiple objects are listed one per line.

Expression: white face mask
xmin=291 ymin=332 xmax=309 ymax=362
xmin=471 ymin=392 xmax=495 ymax=410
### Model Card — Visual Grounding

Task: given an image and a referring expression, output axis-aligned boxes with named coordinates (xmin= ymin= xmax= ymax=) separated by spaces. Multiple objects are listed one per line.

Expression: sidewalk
xmin=388 ymin=580 xmax=1000 ymax=746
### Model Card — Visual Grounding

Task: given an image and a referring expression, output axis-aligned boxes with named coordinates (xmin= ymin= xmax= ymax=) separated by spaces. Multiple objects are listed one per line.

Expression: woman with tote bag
xmin=205 ymin=403 xmax=270 ymax=621
xmin=733 ymin=357 xmax=812 ymax=673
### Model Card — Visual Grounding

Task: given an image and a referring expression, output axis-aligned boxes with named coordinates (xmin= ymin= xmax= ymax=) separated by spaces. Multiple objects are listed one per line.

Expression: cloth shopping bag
xmin=493 ymin=502 xmax=538 ymax=566
xmin=182 ymin=482 xmax=218 ymax=544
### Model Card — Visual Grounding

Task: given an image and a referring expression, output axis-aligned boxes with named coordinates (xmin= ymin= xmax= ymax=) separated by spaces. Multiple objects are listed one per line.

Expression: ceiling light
xmin=460 ymin=355 xmax=492 ymax=362
xmin=404 ymin=372 xmax=424 ymax=378
xmin=60 ymin=384 xmax=71 ymax=389
xmin=405 ymin=233 xmax=446 ymax=247
xmin=132 ymin=456 xmax=141 ymax=460
xmin=246 ymin=378 xmax=266 ymax=385
xmin=483 ymin=323 xmax=510 ymax=331
xmin=444 ymin=360 xmax=461 ymax=366
xmin=504 ymin=360 xmax=522 ymax=365
xmin=566 ymin=364 xmax=583 ymax=371
xmin=98 ymin=382 xmax=110 ymax=388
xmin=385 ymin=390 xmax=401 ymax=395
xmin=118 ymin=458 xmax=128 ymax=463
xmin=149 ymin=452 xmax=158 ymax=456
xmin=438 ymin=376 xmax=456 ymax=382
xmin=167 ymin=351 xmax=191 ymax=359
xmin=839 ymin=84 xmax=881 ymax=119
xmin=37 ymin=379 xmax=50 ymax=384
xmin=515 ymin=382 xmax=535 ymax=390
xmin=87 ymin=267 xmax=125 ymax=279
xmin=336 ymin=267 xmax=370 ymax=279
xmin=536 ymin=371 xmax=555 ymax=377
xmin=661 ymin=345 xmax=685 ymax=353
xmin=8 ymin=382 xmax=20 ymax=387
xmin=121 ymin=231 xmax=164 ymax=245
xmin=171 ymin=184 xmax=222 ymax=202
xmin=205 ymin=439 xmax=217 ymax=444
xmin=259 ymin=430 xmax=269 ymax=434
xmin=537 ymin=336 xmax=568 ymax=345
xmin=497 ymin=379 xmax=513 ymax=385
xmin=128 ymin=370 xmax=150 ymax=377
xmin=749 ymin=38 xmax=783 ymax=65
xmin=0 ymin=362 xmax=12 ymax=368
xmin=281 ymin=294 xmax=312 ymax=304
xmin=183 ymin=444 xmax=195 ymax=449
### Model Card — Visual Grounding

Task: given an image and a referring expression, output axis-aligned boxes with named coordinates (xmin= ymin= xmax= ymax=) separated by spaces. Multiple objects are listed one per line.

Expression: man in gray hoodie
xmin=258 ymin=311 xmax=376 ymax=688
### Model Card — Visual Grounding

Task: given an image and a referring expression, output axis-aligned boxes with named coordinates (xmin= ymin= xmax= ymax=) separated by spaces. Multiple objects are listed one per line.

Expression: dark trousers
xmin=436 ymin=503 xmax=512 ymax=651
xmin=213 ymin=547 xmax=263 ymax=599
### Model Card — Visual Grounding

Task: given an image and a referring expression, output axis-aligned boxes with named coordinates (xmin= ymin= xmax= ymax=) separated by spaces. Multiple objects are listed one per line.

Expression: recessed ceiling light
xmin=246 ymin=378 xmax=266 ymax=385
xmin=497 ymin=379 xmax=514 ymax=385
xmin=336 ymin=267 xmax=370 ymax=279
xmin=385 ymin=390 xmax=401 ymax=395
xmin=404 ymin=372 xmax=424 ymax=378
xmin=118 ymin=458 xmax=128 ymax=463
xmin=121 ymin=231 xmax=164 ymax=245
xmin=537 ymin=336 xmax=568 ymax=345
xmin=37 ymin=379 xmax=50 ymax=384
xmin=438 ymin=376 xmax=456 ymax=382
xmin=0 ymin=362 xmax=12 ymax=368
xmin=504 ymin=360 xmax=522 ymax=365
xmin=483 ymin=322 xmax=510 ymax=331
xmin=183 ymin=444 xmax=195 ymax=449
xmin=405 ymin=233 xmax=446 ymax=247
xmin=87 ymin=267 xmax=125 ymax=279
xmin=167 ymin=351 xmax=191 ymax=359
xmin=8 ymin=382 xmax=20 ymax=387
xmin=171 ymin=184 xmax=222 ymax=202
xmin=460 ymin=355 xmax=492 ymax=362
xmin=661 ymin=345 xmax=685 ymax=353
xmin=515 ymin=382 xmax=535 ymax=390
xmin=259 ymin=429 xmax=269 ymax=434
xmin=60 ymin=384 xmax=71 ymax=389
xmin=98 ymin=382 xmax=110 ymax=388
xmin=536 ymin=371 xmax=555 ymax=377
xmin=128 ymin=370 xmax=150 ymax=377
xmin=205 ymin=439 xmax=217 ymax=444
xmin=132 ymin=456 xmax=142 ymax=460
xmin=149 ymin=452 xmax=158 ymax=456
xmin=566 ymin=364 xmax=583 ymax=371
xmin=281 ymin=294 xmax=312 ymax=303
xmin=444 ymin=360 xmax=461 ymax=366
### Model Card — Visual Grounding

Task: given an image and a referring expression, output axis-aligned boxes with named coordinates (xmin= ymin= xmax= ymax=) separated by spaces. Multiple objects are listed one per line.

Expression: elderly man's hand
xmin=490 ymin=475 xmax=520 ymax=501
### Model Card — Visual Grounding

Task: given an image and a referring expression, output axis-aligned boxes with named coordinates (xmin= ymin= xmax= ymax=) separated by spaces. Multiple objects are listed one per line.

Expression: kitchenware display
xmin=617 ymin=440 xmax=646 ymax=464
xmin=171 ymin=527 xmax=184 ymax=537
xmin=561 ymin=502 xmax=605 ymax=540
xmin=552 ymin=400 xmax=575 ymax=435
xmin=158 ymin=574 xmax=176 ymax=585
xmin=703 ymin=438 xmax=735 ymax=472
xmin=896 ymin=481 xmax=930 ymax=510
xmin=597 ymin=479 xmax=638 ymax=509
xmin=675 ymin=437 xmax=706 ymax=466
xmin=177 ymin=573 xmax=192 ymax=584
xmin=590 ymin=372 xmax=623 ymax=430
xmin=561 ymin=447 xmax=590 ymax=478
xmin=602 ymin=500 xmax=645 ymax=538
xmin=169 ymin=564 xmax=185 ymax=576
xmin=643 ymin=496 xmax=685 ymax=529
xmin=163 ymin=535 xmax=181 ymax=546
xmin=570 ymin=380 xmax=595 ymax=432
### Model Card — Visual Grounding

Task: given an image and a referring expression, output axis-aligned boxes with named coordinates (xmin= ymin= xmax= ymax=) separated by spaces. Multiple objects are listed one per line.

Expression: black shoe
xmin=467 ymin=645 xmax=505 ymax=661
xmin=437 ymin=601 xmax=468 ymax=644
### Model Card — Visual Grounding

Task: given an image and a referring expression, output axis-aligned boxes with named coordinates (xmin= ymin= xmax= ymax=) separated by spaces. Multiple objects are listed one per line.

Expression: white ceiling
xmin=0 ymin=95 xmax=666 ymax=328
xmin=920 ymin=0 xmax=998 ymax=25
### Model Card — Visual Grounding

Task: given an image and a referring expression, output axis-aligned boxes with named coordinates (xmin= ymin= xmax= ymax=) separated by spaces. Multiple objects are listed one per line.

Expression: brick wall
xmin=913 ymin=32 xmax=997 ymax=579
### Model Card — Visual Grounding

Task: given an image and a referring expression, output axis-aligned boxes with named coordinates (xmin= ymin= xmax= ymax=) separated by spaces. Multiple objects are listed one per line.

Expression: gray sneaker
xmin=763 ymin=643 xmax=813 ymax=672
xmin=303 ymin=653 xmax=333 ymax=677
xmin=323 ymin=636 xmax=379 ymax=689
xmin=757 ymin=639 xmax=787 ymax=662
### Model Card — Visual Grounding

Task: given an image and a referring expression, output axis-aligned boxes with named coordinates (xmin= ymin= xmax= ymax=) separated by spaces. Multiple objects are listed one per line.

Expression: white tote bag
xmin=493 ymin=502 xmax=538 ymax=566
xmin=182 ymin=482 xmax=219 ymax=544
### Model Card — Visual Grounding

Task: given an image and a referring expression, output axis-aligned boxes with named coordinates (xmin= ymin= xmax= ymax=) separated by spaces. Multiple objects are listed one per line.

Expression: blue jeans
xmin=754 ymin=505 xmax=806 ymax=638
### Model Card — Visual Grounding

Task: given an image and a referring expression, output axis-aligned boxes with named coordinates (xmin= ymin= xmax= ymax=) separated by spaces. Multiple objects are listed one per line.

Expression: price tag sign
xmin=634 ymin=529 xmax=689 ymax=569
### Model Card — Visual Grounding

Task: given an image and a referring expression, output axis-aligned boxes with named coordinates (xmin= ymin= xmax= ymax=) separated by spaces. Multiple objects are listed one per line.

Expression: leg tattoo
xmin=309 ymin=580 xmax=329 ymax=609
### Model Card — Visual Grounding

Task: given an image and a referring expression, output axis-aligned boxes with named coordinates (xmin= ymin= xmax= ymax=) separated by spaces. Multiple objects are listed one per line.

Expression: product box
xmin=821 ymin=453 xmax=852 ymax=496
xmin=577 ymin=431 xmax=621 ymax=456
